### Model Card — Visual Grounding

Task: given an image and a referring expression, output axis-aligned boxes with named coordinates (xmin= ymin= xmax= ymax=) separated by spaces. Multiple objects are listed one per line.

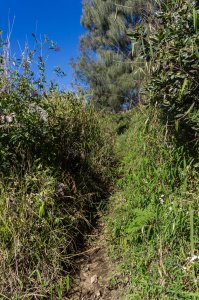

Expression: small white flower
xmin=189 ymin=255 xmax=199 ymax=263
xmin=159 ymin=194 xmax=165 ymax=204
xmin=182 ymin=266 xmax=186 ymax=272
xmin=0 ymin=115 xmax=5 ymax=124
xmin=160 ymin=198 xmax=165 ymax=205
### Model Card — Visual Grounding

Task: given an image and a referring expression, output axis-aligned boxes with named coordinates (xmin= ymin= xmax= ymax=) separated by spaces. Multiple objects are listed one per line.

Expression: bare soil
xmin=66 ymin=220 xmax=121 ymax=300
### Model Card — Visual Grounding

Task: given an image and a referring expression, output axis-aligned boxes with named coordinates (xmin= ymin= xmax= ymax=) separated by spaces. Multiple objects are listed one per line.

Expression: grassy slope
xmin=1 ymin=95 xmax=198 ymax=299
xmin=0 ymin=93 xmax=114 ymax=299
xmin=108 ymin=108 xmax=199 ymax=299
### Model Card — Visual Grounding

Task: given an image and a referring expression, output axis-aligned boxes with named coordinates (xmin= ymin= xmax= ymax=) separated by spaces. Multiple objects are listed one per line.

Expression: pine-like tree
xmin=73 ymin=0 xmax=153 ymax=111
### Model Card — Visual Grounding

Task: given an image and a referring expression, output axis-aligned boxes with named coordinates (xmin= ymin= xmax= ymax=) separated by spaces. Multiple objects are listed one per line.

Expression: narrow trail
xmin=66 ymin=219 xmax=121 ymax=300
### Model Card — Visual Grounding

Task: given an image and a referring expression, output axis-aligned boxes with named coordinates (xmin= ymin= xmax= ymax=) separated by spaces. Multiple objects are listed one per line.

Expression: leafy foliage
xmin=133 ymin=0 xmax=199 ymax=147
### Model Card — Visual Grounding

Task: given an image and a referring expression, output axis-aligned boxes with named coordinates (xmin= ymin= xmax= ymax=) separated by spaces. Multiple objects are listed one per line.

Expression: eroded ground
xmin=66 ymin=221 xmax=121 ymax=300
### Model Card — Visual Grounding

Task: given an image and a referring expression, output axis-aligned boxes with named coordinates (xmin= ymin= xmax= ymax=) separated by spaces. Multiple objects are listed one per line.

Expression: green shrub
xmin=0 ymin=92 xmax=101 ymax=172
xmin=0 ymin=31 xmax=115 ymax=298
xmin=0 ymin=93 xmax=115 ymax=298
xmin=133 ymin=0 xmax=199 ymax=148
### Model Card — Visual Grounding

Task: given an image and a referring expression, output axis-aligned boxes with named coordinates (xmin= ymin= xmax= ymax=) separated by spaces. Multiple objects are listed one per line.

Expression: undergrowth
xmin=0 ymin=30 xmax=116 ymax=298
xmin=108 ymin=108 xmax=199 ymax=299
xmin=0 ymin=93 xmax=115 ymax=299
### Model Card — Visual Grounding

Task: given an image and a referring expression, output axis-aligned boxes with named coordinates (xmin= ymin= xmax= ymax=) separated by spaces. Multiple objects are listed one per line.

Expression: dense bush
xmin=133 ymin=0 xmax=199 ymax=148
xmin=0 ymin=32 xmax=115 ymax=298
xmin=0 ymin=90 xmax=115 ymax=298
xmin=0 ymin=92 xmax=100 ymax=172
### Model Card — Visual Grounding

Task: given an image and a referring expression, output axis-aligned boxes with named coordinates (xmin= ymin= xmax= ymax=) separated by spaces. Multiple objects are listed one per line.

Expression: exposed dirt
xmin=66 ymin=220 xmax=121 ymax=300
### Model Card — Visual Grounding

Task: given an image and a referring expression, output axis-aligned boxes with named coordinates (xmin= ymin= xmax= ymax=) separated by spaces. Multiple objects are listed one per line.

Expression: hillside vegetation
xmin=107 ymin=0 xmax=199 ymax=298
xmin=0 ymin=0 xmax=199 ymax=299
xmin=108 ymin=108 xmax=198 ymax=298
xmin=0 ymin=36 xmax=115 ymax=297
xmin=0 ymin=91 xmax=115 ymax=298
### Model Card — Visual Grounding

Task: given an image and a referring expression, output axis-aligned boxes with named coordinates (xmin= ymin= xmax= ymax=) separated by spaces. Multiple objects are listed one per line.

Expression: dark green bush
xmin=133 ymin=0 xmax=199 ymax=149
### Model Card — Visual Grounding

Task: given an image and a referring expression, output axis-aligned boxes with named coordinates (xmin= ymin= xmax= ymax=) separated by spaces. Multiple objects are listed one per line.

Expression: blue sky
xmin=0 ymin=0 xmax=84 ymax=90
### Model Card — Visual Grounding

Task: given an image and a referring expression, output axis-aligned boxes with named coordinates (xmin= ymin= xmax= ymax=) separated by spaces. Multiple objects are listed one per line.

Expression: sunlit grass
xmin=108 ymin=107 xmax=199 ymax=299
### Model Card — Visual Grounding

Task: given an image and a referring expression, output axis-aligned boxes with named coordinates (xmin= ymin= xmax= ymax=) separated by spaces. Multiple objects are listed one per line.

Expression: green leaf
xmin=184 ymin=102 xmax=195 ymax=116
xmin=39 ymin=202 xmax=45 ymax=218
xmin=64 ymin=275 xmax=70 ymax=292
xmin=193 ymin=8 xmax=198 ymax=32
xmin=195 ymin=48 xmax=199 ymax=59
xmin=180 ymin=78 xmax=188 ymax=95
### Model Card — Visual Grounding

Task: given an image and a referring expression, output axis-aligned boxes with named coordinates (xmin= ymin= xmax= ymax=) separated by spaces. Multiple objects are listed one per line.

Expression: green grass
xmin=108 ymin=107 xmax=199 ymax=299
xmin=0 ymin=93 xmax=115 ymax=299
xmin=0 ymin=33 xmax=117 ymax=297
xmin=0 ymin=90 xmax=198 ymax=299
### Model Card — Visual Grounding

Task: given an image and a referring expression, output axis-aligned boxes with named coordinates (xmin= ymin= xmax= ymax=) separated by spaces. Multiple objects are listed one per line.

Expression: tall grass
xmin=108 ymin=108 xmax=199 ymax=299
xmin=0 ymin=28 xmax=116 ymax=298
xmin=0 ymin=93 xmax=115 ymax=299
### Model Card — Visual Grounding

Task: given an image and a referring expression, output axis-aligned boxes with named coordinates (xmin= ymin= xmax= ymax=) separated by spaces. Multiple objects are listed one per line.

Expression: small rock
xmin=95 ymin=290 xmax=101 ymax=297
xmin=91 ymin=274 xmax=98 ymax=284
xmin=82 ymin=272 xmax=88 ymax=278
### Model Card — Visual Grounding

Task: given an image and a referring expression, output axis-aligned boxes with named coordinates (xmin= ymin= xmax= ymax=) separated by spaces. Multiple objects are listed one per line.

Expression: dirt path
xmin=66 ymin=220 xmax=121 ymax=300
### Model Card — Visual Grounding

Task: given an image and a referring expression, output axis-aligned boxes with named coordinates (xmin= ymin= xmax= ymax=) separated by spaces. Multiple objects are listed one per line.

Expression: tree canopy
xmin=73 ymin=0 xmax=153 ymax=111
